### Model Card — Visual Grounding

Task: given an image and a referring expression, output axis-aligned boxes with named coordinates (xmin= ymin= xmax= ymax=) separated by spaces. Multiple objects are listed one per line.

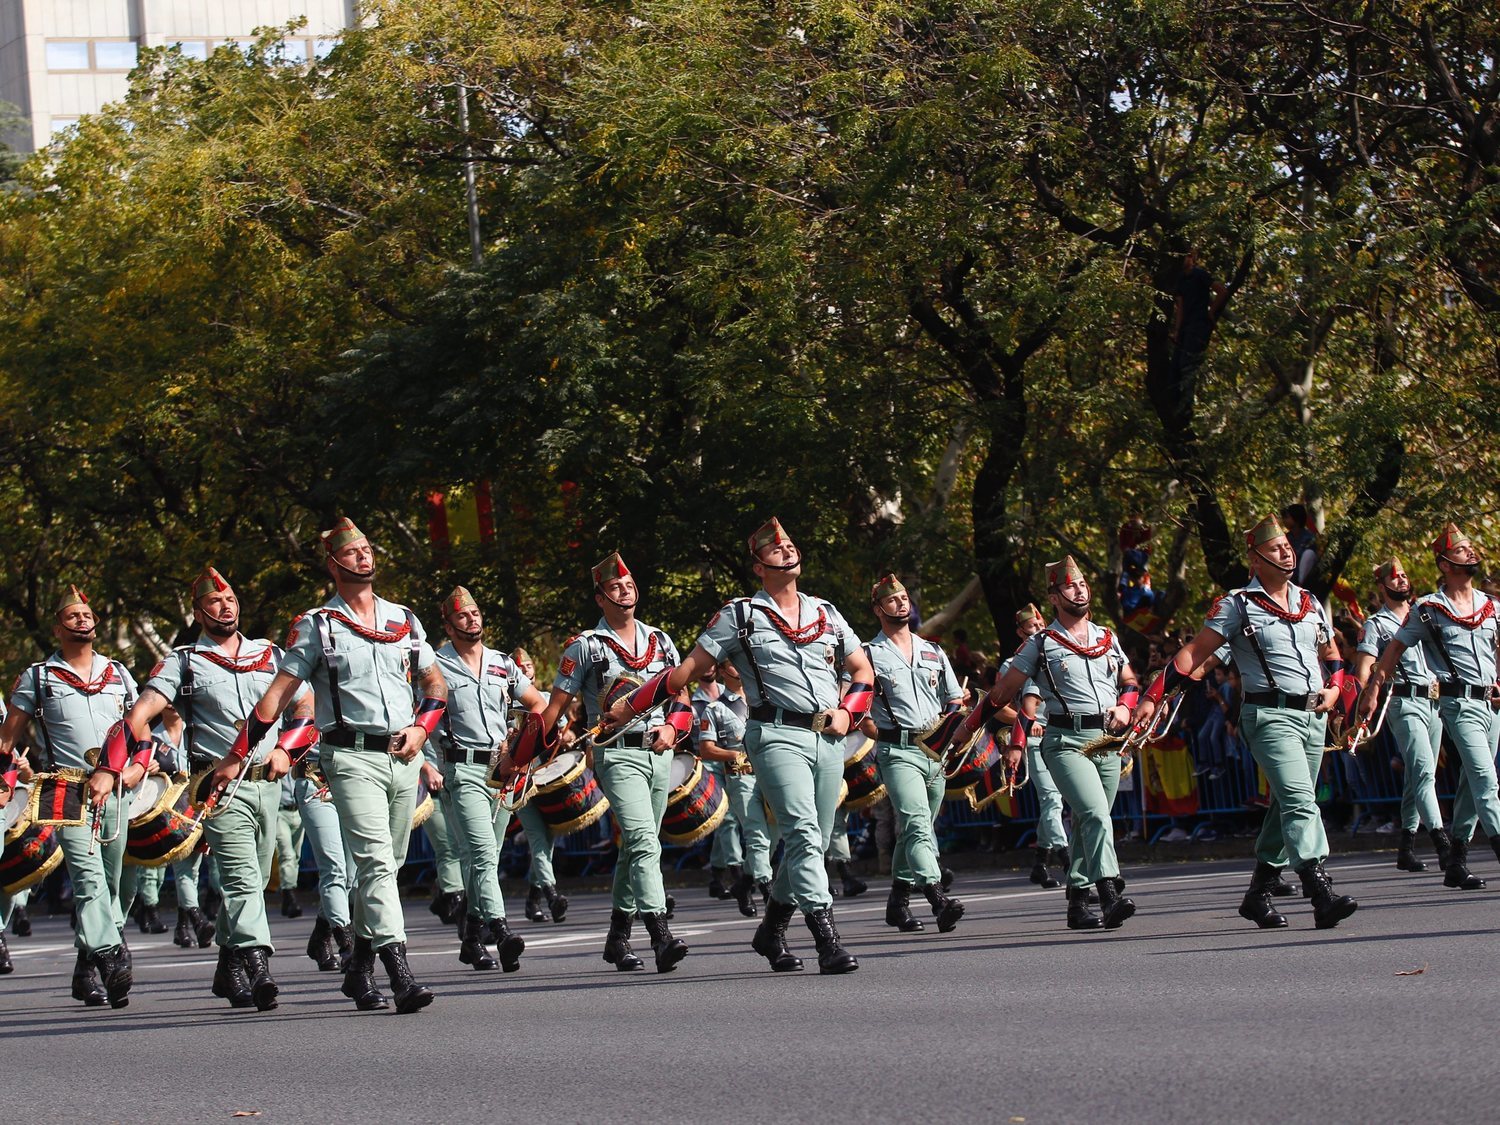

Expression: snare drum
xmin=27 ymin=768 xmax=91 ymax=827
xmin=125 ymin=773 xmax=203 ymax=867
xmin=944 ymin=734 xmax=1000 ymax=802
xmin=841 ymin=734 xmax=886 ymax=811
xmin=530 ymin=750 xmax=610 ymax=837
xmin=661 ymin=753 xmax=728 ymax=845
xmin=1 ymin=784 xmax=65 ymax=894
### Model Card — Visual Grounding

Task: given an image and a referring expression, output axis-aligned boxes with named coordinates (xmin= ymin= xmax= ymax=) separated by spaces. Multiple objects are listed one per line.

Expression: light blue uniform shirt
xmin=9 ymin=653 xmax=138 ymax=771
xmin=1357 ymin=606 xmax=1433 ymax=686
xmin=865 ymin=631 xmax=961 ymax=731
xmin=554 ymin=618 xmax=681 ymax=733
xmin=1008 ymin=621 xmax=1130 ymax=717
xmin=696 ymin=591 xmax=858 ymax=714
xmin=1395 ymin=589 xmax=1500 ymax=686
xmin=430 ymin=643 xmax=531 ymax=758
xmin=145 ymin=635 xmax=299 ymax=765
xmin=1203 ymin=578 xmax=1331 ymax=696
xmin=697 ymin=688 xmax=748 ymax=751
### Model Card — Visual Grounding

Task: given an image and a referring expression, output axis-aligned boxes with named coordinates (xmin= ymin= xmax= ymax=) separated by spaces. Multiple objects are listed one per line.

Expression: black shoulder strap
xmin=30 ymin=664 xmax=51 ymax=765
xmin=733 ymin=600 xmax=773 ymax=708
xmin=314 ymin=612 xmax=348 ymax=732
xmin=865 ymin=642 xmax=893 ymax=721
xmin=1234 ymin=592 xmax=1281 ymax=692
xmin=177 ymin=647 xmax=197 ymax=762
xmin=1035 ymin=631 xmax=1070 ymax=717
xmin=403 ymin=609 xmax=421 ymax=678
xmin=1417 ymin=603 xmax=1458 ymax=681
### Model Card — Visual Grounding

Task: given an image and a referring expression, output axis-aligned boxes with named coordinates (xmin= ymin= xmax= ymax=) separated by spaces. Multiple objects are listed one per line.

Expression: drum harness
xmin=314 ymin=608 xmax=421 ymax=743
xmin=1233 ymin=592 xmax=1326 ymax=710
xmin=732 ymin=598 xmax=845 ymax=723
xmin=172 ymin=643 xmax=285 ymax=772
xmin=27 ymin=659 xmax=132 ymax=772
xmin=581 ymin=628 xmax=670 ymax=747
xmin=1415 ymin=599 xmax=1494 ymax=700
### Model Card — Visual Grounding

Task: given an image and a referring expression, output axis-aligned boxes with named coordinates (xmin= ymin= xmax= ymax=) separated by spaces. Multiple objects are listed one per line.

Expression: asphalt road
xmin=3 ymin=855 xmax=1495 ymax=1124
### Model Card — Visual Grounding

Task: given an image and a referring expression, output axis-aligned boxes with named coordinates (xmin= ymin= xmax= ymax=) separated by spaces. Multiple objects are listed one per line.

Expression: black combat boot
xmin=757 ymin=879 xmax=772 ymax=904
xmin=804 ymin=906 xmax=858 ymax=974
xmin=1297 ymin=861 xmax=1358 ymax=929
xmin=11 ymin=904 xmax=30 ymax=936
xmin=1429 ymin=826 xmax=1455 ymax=871
xmin=1066 ymin=886 xmax=1103 ymax=931
xmin=940 ymin=866 xmax=955 ymax=891
xmin=664 ymin=893 xmax=676 ymax=919
xmin=240 ymin=947 xmax=279 ymax=1012
xmin=525 ymin=885 xmax=547 ymax=922
xmin=707 ymin=867 xmax=730 ymax=899
xmin=602 ymin=908 xmax=644 ymax=971
xmin=544 ymin=884 xmax=569 ymax=923
xmin=921 ymin=883 xmax=965 ymax=932
xmin=188 ymin=906 xmax=214 ymax=949
xmin=173 ymin=908 xmax=194 ymax=948
xmin=459 ymin=916 xmax=498 ymax=971
xmin=429 ymin=887 xmax=456 ymax=922
xmin=340 ymin=937 xmax=390 ymax=1011
xmin=1267 ymin=868 xmax=1298 ymax=897
xmin=280 ymin=888 xmax=302 ymax=918
xmin=72 ymin=950 xmax=106 ymax=1006
xmin=377 ymin=941 xmax=434 ymax=1014
xmin=1238 ymin=862 xmax=1289 ymax=929
xmin=91 ymin=945 xmax=132 ymax=1009
xmin=306 ymin=915 xmax=339 ymax=971
xmin=729 ymin=867 xmax=758 ymax=918
xmin=1095 ymin=878 xmax=1136 ymax=930
xmin=1445 ymin=835 xmax=1486 ymax=890
xmin=836 ymin=861 xmax=867 ymax=898
xmin=751 ymin=897 xmax=804 ymax=972
xmin=0 ymin=932 xmax=11 ymax=974
xmin=489 ymin=917 xmax=525 ymax=973
xmin=1396 ymin=829 xmax=1427 ymax=872
xmin=331 ymin=923 xmax=354 ymax=972
xmin=1029 ymin=846 xmax=1060 ymax=889
xmin=137 ymin=901 xmax=166 ymax=934
xmin=885 ymin=879 xmax=924 ymax=933
xmin=641 ymin=912 xmax=689 ymax=973
xmin=212 ymin=946 xmax=255 ymax=1009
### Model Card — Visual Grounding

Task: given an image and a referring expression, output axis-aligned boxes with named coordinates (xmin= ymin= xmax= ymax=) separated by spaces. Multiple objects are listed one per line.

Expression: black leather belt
xmin=1244 ymin=691 xmax=1321 ymax=710
xmin=875 ymin=726 xmax=918 ymax=746
xmin=1045 ymin=712 xmax=1105 ymax=731
xmin=1390 ymin=682 xmax=1440 ymax=701
xmin=749 ymin=704 xmax=820 ymax=730
xmin=612 ymin=732 xmax=651 ymax=749
xmin=443 ymin=744 xmax=493 ymax=765
xmin=321 ymin=728 xmax=396 ymax=751
xmin=1438 ymin=682 xmax=1493 ymax=701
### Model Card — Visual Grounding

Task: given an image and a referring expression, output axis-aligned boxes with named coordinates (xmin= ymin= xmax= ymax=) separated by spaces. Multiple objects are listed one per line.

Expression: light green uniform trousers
xmin=1444 ymin=698 xmax=1500 ymax=842
xmin=204 ymin=778 xmax=278 ymax=951
xmin=517 ymin=802 xmax=556 ymax=886
xmin=0 ymin=886 xmax=28 ymax=929
xmin=877 ymin=740 xmax=944 ymax=886
xmin=746 ymin=720 xmax=842 ymax=913
xmin=275 ymin=803 xmax=305 ymax=891
xmin=295 ymin=776 xmax=353 ymax=926
xmin=593 ymin=744 xmax=670 ymax=915
xmin=423 ymin=794 xmax=465 ymax=896
xmin=725 ymin=771 xmax=776 ymax=883
xmin=706 ymin=761 xmax=744 ymax=868
xmin=1028 ymin=737 xmax=1068 ymax=849
xmin=322 ymin=747 xmax=420 ymax=946
xmin=1040 ymin=726 xmax=1122 ymax=889
xmin=59 ymin=790 xmax=129 ymax=954
xmin=172 ymin=852 xmax=204 ymax=911
xmin=826 ymin=808 xmax=853 ymax=864
xmin=1239 ymin=703 xmax=1329 ymax=869
xmin=439 ymin=760 xmax=513 ymax=922
xmin=120 ymin=863 xmax=164 ymax=911
xmin=1387 ymin=697 xmax=1444 ymax=833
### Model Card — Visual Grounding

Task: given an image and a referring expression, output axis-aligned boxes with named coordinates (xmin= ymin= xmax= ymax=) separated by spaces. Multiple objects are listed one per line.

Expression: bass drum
xmin=530 ymin=750 xmax=610 ymax=837
xmin=841 ymin=734 xmax=886 ymax=811
xmin=125 ymin=773 xmax=203 ymax=867
xmin=2 ymin=784 xmax=65 ymax=895
xmin=944 ymin=734 xmax=1000 ymax=803
xmin=661 ymin=753 xmax=728 ymax=845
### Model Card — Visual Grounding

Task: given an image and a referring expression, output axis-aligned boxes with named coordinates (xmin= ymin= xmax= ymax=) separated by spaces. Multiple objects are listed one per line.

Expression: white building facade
xmin=1 ymin=0 xmax=358 ymax=153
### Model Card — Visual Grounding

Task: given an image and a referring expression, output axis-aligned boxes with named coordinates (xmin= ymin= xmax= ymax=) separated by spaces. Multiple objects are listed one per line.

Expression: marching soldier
xmin=512 ymin=648 xmax=567 ymax=924
xmin=273 ymin=776 xmax=306 ymax=917
xmin=966 ymin=558 xmax=1144 ymax=930
xmin=0 ymin=586 xmax=140 ymax=1007
xmin=122 ymin=566 xmax=318 ymax=1011
xmin=690 ymin=665 xmax=745 ymax=904
xmin=208 ymin=518 xmax=448 ymax=1013
xmin=693 ymin=658 xmax=772 ymax=916
xmin=863 ymin=574 xmax=966 ymax=935
xmin=1150 ymin=516 xmax=1357 ymax=929
xmin=292 ymin=735 xmax=354 ymax=972
xmin=1001 ymin=604 xmax=1070 ymax=890
xmin=590 ymin=519 xmax=876 ymax=975
xmin=1350 ymin=558 xmax=1456 ymax=875
xmin=426 ymin=586 xmax=543 ymax=973
xmin=1359 ymin=524 xmax=1500 ymax=888
xmin=496 ymin=553 xmax=689 ymax=973
xmin=422 ymin=797 xmax=468 ymax=927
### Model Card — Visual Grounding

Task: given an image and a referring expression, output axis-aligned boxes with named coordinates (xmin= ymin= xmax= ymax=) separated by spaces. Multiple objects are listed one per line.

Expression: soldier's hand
xmin=649 ymin=724 xmax=675 ymax=754
xmin=490 ymin=751 xmax=517 ymax=787
xmin=820 ymin=708 xmax=852 ymax=737
xmin=1105 ymin=705 xmax=1131 ymax=734
xmin=420 ymin=761 xmax=444 ymax=791
xmin=1003 ymin=746 xmax=1024 ymax=773
xmin=390 ymin=726 xmax=426 ymax=763
xmin=121 ymin=762 xmax=147 ymax=790
xmin=604 ymin=697 xmax=634 ymax=731
xmin=1131 ymin=698 xmax=1157 ymax=733
xmin=16 ymin=753 xmax=33 ymax=784
xmin=87 ymin=769 xmax=116 ymax=806
xmin=265 ymin=747 xmax=292 ymax=782
xmin=1355 ymin=686 xmax=1378 ymax=725
xmin=858 ymin=717 xmax=878 ymax=738
xmin=209 ymin=755 xmax=243 ymax=795
xmin=1313 ymin=686 xmax=1341 ymax=715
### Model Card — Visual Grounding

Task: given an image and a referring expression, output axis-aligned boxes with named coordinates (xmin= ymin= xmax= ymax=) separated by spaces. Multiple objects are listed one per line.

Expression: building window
xmin=313 ymin=37 xmax=339 ymax=59
xmin=93 ymin=41 xmax=139 ymax=70
xmin=175 ymin=41 xmax=210 ymax=61
xmin=45 ymin=41 xmax=90 ymax=70
xmin=277 ymin=39 xmax=309 ymax=64
xmin=50 ymin=116 xmax=80 ymax=135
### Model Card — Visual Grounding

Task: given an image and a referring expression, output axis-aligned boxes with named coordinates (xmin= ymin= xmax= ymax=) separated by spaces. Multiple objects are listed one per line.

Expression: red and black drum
xmin=531 ymin=750 xmax=610 ymax=837
xmin=944 ymin=733 xmax=1000 ymax=803
xmin=27 ymin=768 xmax=90 ymax=828
xmin=967 ymin=752 xmax=1024 ymax=812
xmin=662 ymin=753 xmax=728 ymax=845
xmin=841 ymin=734 xmax=886 ymax=811
xmin=2 ymin=784 xmax=65 ymax=895
xmin=125 ymin=774 xmax=203 ymax=867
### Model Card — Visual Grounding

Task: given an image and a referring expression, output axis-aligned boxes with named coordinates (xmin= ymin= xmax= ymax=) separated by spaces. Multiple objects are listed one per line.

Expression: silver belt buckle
xmin=1305 ymin=692 xmax=1320 ymax=710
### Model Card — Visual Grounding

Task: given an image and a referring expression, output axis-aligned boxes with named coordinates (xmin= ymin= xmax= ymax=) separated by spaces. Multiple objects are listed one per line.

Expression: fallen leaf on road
xmin=230 ymin=1113 xmax=262 ymax=1118
xmin=1393 ymin=965 xmax=1427 ymax=977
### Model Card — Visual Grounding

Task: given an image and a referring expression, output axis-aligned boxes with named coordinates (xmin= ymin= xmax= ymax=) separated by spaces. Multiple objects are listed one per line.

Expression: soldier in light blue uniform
xmin=1160 ymin=516 xmax=1357 ymax=930
xmin=864 ymin=574 xmax=966 ymax=935
xmin=512 ymin=648 xmax=568 ymax=925
xmin=1000 ymin=603 xmax=1069 ymax=890
xmin=691 ymin=666 xmax=744 ymax=904
xmin=427 ymin=586 xmax=544 ymax=973
xmin=210 ymin=518 xmax=449 ymax=1014
xmin=1362 ymin=523 xmax=1500 ymax=889
xmin=981 ymin=558 xmax=1143 ymax=931
xmin=599 ymin=519 xmax=877 ymax=975
xmin=293 ymin=747 xmax=354 ymax=971
xmin=0 ymin=586 xmax=139 ymax=1008
xmin=126 ymin=566 xmax=318 ymax=1011
xmin=274 ymin=777 xmax=306 ymax=916
xmin=422 ymin=795 xmax=467 ymax=926
xmin=1351 ymin=557 xmax=1453 ymax=876
xmin=693 ymin=658 xmax=772 ymax=917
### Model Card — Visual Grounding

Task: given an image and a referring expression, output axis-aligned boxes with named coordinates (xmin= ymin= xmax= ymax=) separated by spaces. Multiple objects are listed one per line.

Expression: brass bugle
xmin=1343 ymin=684 xmax=1394 ymax=755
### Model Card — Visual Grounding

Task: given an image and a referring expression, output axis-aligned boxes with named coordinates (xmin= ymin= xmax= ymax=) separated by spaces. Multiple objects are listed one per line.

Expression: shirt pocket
xmin=335 ymin=639 xmax=377 ymax=685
